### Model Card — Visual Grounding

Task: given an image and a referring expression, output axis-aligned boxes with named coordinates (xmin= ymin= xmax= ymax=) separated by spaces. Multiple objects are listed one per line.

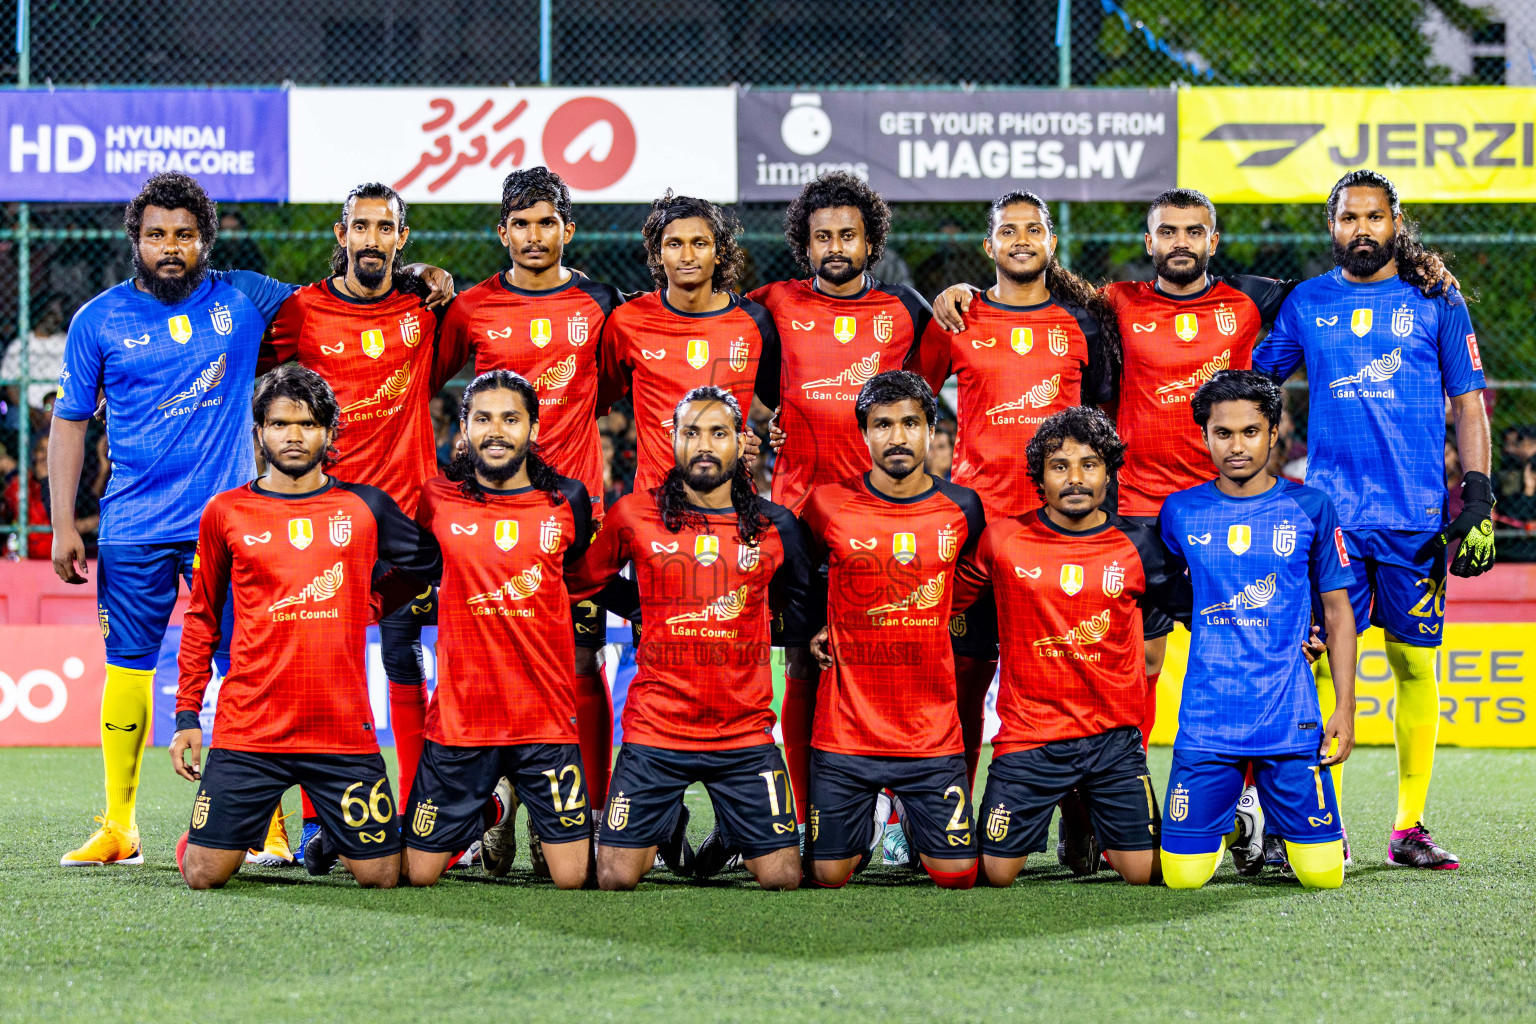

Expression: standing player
xmin=435 ymin=167 xmax=625 ymax=819
xmin=1254 ymin=170 xmax=1489 ymax=870
xmin=567 ymin=387 xmax=810 ymax=891
xmin=1157 ymin=371 xmax=1357 ymax=891
xmin=170 ymin=364 xmax=441 ymax=889
xmin=801 ymin=371 xmax=986 ymax=889
xmin=953 ymin=406 xmax=1191 ymax=886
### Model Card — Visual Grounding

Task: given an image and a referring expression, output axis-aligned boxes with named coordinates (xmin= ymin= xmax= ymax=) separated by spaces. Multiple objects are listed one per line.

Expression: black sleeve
xmin=1066 ymin=301 xmax=1118 ymax=406
xmin=559 ymin=477 xmax=594 ymax=568
xmin=1227 ymin=275 xmax=1300 ymax=328
xmin=885 ymin=282 xmax=934 ymax=344
xmin=935 ymin=478 xmax=988 ymax=558
xmin=1121 ymin=516 xmax=1191 ymax=625
xmin=575 ymin=276 xmax=624 ymax=319
xmin=763 ymin=500 xmax=820 ymax=629
xmin=742 ymin=296 xmax=782 ymax=409
xmin=343 ymin=482 xmax=443 ymax=584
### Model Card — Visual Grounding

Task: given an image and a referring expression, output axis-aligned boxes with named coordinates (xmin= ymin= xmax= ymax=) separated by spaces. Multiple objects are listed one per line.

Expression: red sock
xmin=781 ymin=673 xmax=816 ymax=824
xmin=1244 ymin=763 xmax=1255 ymax=787
xmin=924 ymin=861 xmax=978 ymax=889
xmin=1140 ymin=671 xmax=1162 ymax=749
xmin=575 ymin=671 xmax=613 ymax=810
xmin=300 ymin=790 xmax=316 ymax=821
xmin=955 ymin=655 xmax=996 ymax=790
xmin=175 ymin=831 xmax=189 ymax=878
xmin=389 ymin=680 xmax=428 ymax=815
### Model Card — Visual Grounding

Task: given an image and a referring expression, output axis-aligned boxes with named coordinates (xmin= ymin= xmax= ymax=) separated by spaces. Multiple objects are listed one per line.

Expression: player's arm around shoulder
xmin=1119 ymin=514 xmax=1192 ymax=623
xmin=565 ymin=492 xmax=636 ymax=602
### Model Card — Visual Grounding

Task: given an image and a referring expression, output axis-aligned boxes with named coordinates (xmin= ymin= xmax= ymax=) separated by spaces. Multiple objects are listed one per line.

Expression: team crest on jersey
xmin=540 ymin=516 xmax=562 ymax=554
xmin=1351 ymin=308 xmax=1373 ymax=337
xmin=288 ymin=518 xmax=314 ymax=550
xmin=1392 ymin=305 xmax=1414 ymax=338
xmin=209 ymin=303 xmax=232 ymax=336
xmin=608 ymin=792 xmax=630 ymax=830
xmin=693 ymin=535 xmax=720 ymax=566
xmin=412 ymin=800 xmax=437 ymax=837
xmin=168 ymin=314 xmax=193 ymax=344
xmin=1102 ymin=561 xmax=1125 ymax=597
xmin=494 ymin=519 xmax=519 ymax=551
xmin=1060 ymin=563 xmax=1084 ymax=596
xmin=892 ymin=532 xmax=917 ymax=565
xmin=738 ymin=543 xmax=761 ymax=572
xmin=1273 ymin=521 xmax=1296 ymax=556
xmin=99 ymin=608 xmax=110 ymax=639
xmin=1048 ymin=326 xmax=1069 ymax=357
xmin=399 ymin=312 xmax=421 ymax=347
xmin=937 ymin=524 xmax=959 ymax=561
xmin=192 ymin=793 xmax=210 ymax=829
xmin=730 ymin=337 xmax=749 ymax=372
xmin=1214 ymin=304 xmax=1237 ymax=336
xmin=985 ymin=804 xmax=1010 ymax=842
xmin=328 ymin=511 xmax=352 ymax=548
xmin=833 ymin=316 xmax=857 ymax=344
xmin=1169 ymin=784 xmax=1189 ymax=822
xmin=1174 ymin=313 xmax=1198 ymax=342
xmin=360 ymin=329 xmax=385 ymax=359
xmin=1227 ymin=524 xmax=1251 ymax=555
xmin=530 ymin=318 xmax=553 ymax=348
xmin=873 ymin=312 xmax=893 ymax=343
xmin=567 ymin=311 xmax=589 ymax=346
xmin=1010 ymin=327 xmax=1033 ymax=355
xmin=687 ymin=339 xmax=709 ymax=369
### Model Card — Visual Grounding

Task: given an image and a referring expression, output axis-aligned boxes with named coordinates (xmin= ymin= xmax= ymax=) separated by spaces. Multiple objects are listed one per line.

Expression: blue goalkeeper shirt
xmin=55 ymin=271 xmax=296 ymax=544
xmin=1160 ymin=478 xmax=1355 ymax=755
xmin=1253 ymin=268 xmax=1484 ymax=531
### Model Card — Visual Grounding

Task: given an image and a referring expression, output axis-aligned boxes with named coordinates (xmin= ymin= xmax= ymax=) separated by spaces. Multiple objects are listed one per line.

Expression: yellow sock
xmin=1385 ymin=641 xmax=1439 ymax=830
xmin=101 ymin=665 xmax=154 ymax=830
xmin=1161 ymin=845 xmax=1224 ymax=890
xmin=1284 ymin=839 xmax=1344 ymax=890
xmin=1313 ymin=654 xmax=1341 ymax=806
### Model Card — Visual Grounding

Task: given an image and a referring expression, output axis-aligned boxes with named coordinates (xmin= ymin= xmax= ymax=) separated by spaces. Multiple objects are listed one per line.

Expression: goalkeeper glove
xmin=1421 ymin=470 xmax=1496 ymax=577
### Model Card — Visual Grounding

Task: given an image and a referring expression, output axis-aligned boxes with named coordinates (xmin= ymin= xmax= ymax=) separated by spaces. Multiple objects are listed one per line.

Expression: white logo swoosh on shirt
xmin=650 ymin=541 xmax=679 ymax=553
xmin=1132 ymin=322 xmax=1156 ymax=333
xmin=1315 ymin=316 xmax=1339 ymax=327
xmin=243 ymin=532 xmax=271 ymax=545
xmin=451 ymin=523 xmax=478 ymax=535
xmin=641 ymin=348 xmax=666 ymax=360
xmin=1187 ymin=533 xmax=1211 ymax=545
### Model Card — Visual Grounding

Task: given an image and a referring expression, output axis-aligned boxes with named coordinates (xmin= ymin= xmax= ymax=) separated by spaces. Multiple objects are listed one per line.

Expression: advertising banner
xmin=288 ymin=87 xmax=737 ymax=203
xmin=738 ymin=87 xmax=1177 ymax=202
xmin=1179 ymin=86 xmax=1536 ymax=203
xmin=0 ymin=627 xmax=107 ymax=746
xmin=0 ymin=89 xmax=288 ymax=201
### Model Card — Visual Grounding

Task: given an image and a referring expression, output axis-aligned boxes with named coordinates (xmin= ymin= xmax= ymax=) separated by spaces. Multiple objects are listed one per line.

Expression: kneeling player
xmin=1157 ymin=371 xmax=1357 ymax=891
xmin=171 ymin=365 xmax=441 ymax=889
xmin=568 ymin=387 xmax=811 ymax=891
xmin=953 ymin=407 xmax=1190 ymax=886
xmin=801 ymin=371 xmax=986 ymax=889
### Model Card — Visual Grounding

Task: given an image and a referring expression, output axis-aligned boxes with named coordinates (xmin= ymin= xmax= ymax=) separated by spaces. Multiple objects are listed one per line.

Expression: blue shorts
xmin=1315 ymin=528 xmax=1446 ymax=648
xmin=1162 ymin=748 xmax=1343 ymax=854
xmin=98 ymin=542 xmax=233 ymax=667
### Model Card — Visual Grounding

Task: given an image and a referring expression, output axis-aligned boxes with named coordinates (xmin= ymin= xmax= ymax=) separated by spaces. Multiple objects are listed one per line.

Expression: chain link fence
xmin=4 ymin=0 xmax=1536 ymax=558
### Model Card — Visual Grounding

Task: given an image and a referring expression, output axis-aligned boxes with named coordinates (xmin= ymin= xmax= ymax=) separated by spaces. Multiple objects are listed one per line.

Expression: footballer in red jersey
xmin=171 ymin=365 xmax=441 ymax=890
xmin=403 ymin=372 xmax=605 ymax=890
xmin=952 ymin=407 xmax=1191 ymax=887
xmin=433 ymin=168 xmax=625 ymax=814
xmin=567 ymin=387 xmax=811 ymax=892
xmin=801 ymin=372 xmax=986 ymax=890
xmin=599 ymin=192 xmax=780 ymax=494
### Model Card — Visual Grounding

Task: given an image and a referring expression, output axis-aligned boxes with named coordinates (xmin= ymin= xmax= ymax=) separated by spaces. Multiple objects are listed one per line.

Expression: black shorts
xmin=949 ymin=590 xmax=1000 ymax=660
xmin=188 ymin=748 xmax=400 ymax=859
xmin=1121 ymin=516 xmax=1174 ymax=641
xmin=771 ymin=599 xmax=816 ymax=649
xmin=378 ymin=585 xmax=438 ymax=684
xmin=405 ymin=740 xmax=591 ymax=854
xmin=601 ymin=742 xmax=798 ymax=859
xmin=808 ymin=749 xmax=977 ymax=860
xmin=978 ymin=726 xmax=1160 ymax=858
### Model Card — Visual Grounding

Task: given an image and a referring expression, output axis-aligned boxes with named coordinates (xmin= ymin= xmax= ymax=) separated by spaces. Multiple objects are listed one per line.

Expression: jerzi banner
xmin=738 ymin=88 xmax=1177 ymax=202
xmin=0 ymin=89 xmax=287 ymax=201
xmin=1179 ymin=87 xmax=1536 ymax=203
xmin=288 ymin=87 xmax=737 ymax=203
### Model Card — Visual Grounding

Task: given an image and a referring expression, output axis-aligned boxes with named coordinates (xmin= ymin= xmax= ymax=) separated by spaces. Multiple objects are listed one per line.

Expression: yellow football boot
xmin=60 ymin=815 xmax=144 ymax=867
xmin=246 ymin=807 xmax=295 ymax=866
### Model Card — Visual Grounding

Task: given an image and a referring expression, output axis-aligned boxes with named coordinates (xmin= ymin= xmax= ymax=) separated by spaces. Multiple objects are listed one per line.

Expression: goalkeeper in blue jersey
xmin=48 ymin=173 xmax=451 ymax=868
xmin=1158 ymin=371 xmax=1358 ymax=891
xmin=1253 ymin=170 xmax=1489 ymax=871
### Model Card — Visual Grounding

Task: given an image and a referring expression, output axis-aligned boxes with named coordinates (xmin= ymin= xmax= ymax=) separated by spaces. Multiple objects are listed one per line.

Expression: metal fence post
xmin=10 ymin=0 xmax=31 ymax=559
xmin=1055 ymin=0 xmax=1071 ymax=270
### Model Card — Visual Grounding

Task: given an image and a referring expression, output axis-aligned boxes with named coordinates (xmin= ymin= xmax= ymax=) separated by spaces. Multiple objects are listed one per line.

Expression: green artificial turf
xmin=2 ymin=746 xmax=1532 ymax=1023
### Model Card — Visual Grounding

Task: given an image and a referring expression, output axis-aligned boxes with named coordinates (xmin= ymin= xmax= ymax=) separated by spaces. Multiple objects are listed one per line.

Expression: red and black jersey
xmin=907 ymin=294 xmax=1111 ymax=521
xmin=566 ymin=489 xmax=812 ymax=751
xmin=418 ymin=473 xmax=593 ymax=747
xmin=599 ymin=290 xmax=781 ymax=492
xmin=952 ymin=510 xmax=1189 ymax=752
xmin=746 ymin=276 xmax=930 ymax=513
xmin=800 ymin=474 xmax=986 ymax=758
xmin=435 ymin=271 xmax=623 ymax=510
xmin=263 ymin=280 xmax=444 ymax=517
xmin=1106 ymin=276 xmax=1291 ymax=516
xmin=177 ymin=479 xmax=442 ymax=754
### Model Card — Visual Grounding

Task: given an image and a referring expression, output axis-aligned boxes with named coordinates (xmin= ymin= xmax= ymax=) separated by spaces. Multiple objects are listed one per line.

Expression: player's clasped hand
xmin=405 ymin=264 xmax=456 ymax=309
xmin=809 ymin=625 xmax=834 ymax=669
xmin=170 ymin=728 xmax=203 ymax=782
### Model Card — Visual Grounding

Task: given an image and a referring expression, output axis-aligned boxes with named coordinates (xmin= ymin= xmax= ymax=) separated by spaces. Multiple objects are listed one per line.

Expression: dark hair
xmin=854 ymin=370 xmax=937 ymax=431
xmin=1325 ymin=169 xmax=1462 ymax=303
xmin=1025 ymin=406 xmax=1127 ymax=496
xmin=252 ymin=363 xmax=341 ymax=466
xmin=1191 ymin=369 xmax=1284 ymax=430
xmin=329 ymin=182 xmax=412 ymax=282
xmin=124 ymin=172 xmax=218 ymax=247
xmin=657 ymin=385 xmax=765 ymax=545
xmin=1146 ymin=187 xmax=1218 ymax=232
xmin=446 ymin=370 xmax=567 ymax=505
xmin=784 ymin=171 xmax=891 ymax=275
xmin=642 ymin=190 xmax=745 ymax=292
xmin=1326 ymin=169 xmax=1399 ymax=221
xmin=500 ymin=166 xmax=573 ymax=225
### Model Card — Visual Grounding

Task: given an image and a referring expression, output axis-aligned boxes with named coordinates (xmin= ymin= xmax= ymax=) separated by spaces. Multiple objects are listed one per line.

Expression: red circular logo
xmin=542 ymin=97 xmax=637 ymax=192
